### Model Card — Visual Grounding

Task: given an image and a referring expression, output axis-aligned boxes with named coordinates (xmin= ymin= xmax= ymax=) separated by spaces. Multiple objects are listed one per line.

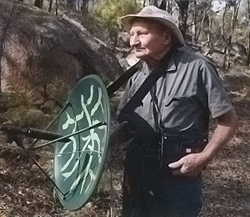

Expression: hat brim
xmin=121 ymin=15 xmax=185 ymax=46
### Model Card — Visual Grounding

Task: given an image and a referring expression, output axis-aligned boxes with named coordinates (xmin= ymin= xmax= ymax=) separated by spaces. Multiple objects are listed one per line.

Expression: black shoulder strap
xmin=107 ymin=60 xmax=142 ymax=97
xmin=119 ymin=49 xmax=175 ymax=116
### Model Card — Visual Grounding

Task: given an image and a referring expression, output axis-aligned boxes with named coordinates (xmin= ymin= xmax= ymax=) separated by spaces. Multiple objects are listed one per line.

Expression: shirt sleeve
xmin=117 ymin=79 xmax=132 ymax=116
xmin=198 ymin=61 xmax=233 ymax=119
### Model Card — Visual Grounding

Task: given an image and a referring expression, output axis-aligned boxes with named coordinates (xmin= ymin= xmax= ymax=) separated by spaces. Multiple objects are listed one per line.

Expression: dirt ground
xmin=0 ymin=66 xmax=249 ymax=217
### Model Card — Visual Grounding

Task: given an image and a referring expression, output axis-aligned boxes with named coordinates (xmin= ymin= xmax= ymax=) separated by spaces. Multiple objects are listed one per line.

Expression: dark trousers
xmin=122 ymin=140 xmax=202 ymax=217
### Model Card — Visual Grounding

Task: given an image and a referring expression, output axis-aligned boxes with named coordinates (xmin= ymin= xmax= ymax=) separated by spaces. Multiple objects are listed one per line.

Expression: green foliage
xmin=92 ymin=0 xmax=140 ymax=35
xmin=0 ymin=92 xmax=50 ymax=128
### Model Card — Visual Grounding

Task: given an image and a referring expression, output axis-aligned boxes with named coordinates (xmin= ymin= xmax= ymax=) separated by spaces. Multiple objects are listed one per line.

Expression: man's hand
xmin=169 ymin=108 xmax=238 ymax=177
xmin=168 ymin=152 xmax=209 ymax=177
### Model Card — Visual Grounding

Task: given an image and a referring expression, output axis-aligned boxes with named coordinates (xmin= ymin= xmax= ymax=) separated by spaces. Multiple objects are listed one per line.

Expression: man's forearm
xmin=168 ymin=108 xmax=238 ymax=176
xmin=202 ymin=108 xmax=238 ymax=163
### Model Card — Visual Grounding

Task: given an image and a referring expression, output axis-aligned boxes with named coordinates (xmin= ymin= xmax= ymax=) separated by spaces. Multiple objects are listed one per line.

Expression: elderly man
xmin=116 ymin=6 xmax=238 ymax=217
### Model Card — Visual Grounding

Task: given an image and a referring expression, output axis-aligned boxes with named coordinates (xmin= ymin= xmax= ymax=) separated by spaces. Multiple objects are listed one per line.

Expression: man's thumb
xmin=168 ymin=160 xmax=183 ymax=169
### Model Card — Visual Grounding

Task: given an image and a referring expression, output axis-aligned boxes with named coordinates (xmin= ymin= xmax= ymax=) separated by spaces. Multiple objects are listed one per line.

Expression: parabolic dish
xmin=54 ymin=74 xmax=110 ymax=211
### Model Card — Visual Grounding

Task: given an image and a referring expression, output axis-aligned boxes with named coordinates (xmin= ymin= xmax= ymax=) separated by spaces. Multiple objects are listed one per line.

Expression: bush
xmin=92 ymin=0 xmax=140 ymax=46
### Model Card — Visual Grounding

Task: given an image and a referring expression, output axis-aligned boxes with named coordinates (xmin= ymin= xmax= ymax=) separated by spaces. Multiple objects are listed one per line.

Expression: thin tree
xmin=222 ymin=0 xmax=241 ymax=44
xmin=149 ymin=0 xmax=158 ymax=7
xmin=48 ymin=0 xmax=53 ymax=12
xmin=56 ymin=0 xmax=58 ymax=15
xmin=167 ymin=0 xmax=175 ymax=14
xmin=159 ymin=0 xmax=166 ymax=10
xmin=247 ymin=0 xmax=250 ymax=65
xmin=193 ymin=0 xmax=213 ymax=45
xmin=34 ymin=0 xmax=43 ymax=8
xmin=81 ymin=0 xmax=89 ymax=13
xmin=228 ymin=0 xmax=241 ymax=46
xmin=0 ymin=0 xmax=14 ymax=93
xmin=222 ymin=0 xmax=241 ymax=69
xmin=175 ymin=0 xmax=190 ymax=37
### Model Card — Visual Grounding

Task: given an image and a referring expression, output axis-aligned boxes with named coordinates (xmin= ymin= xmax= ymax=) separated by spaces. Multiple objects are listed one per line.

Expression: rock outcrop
xmin=0 ymin=0 xmax=123 ymax=114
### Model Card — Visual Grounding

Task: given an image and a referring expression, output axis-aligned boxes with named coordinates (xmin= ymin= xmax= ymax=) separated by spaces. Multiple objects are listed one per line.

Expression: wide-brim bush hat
xmin=121 ymin=6 xmax=184 ymax=46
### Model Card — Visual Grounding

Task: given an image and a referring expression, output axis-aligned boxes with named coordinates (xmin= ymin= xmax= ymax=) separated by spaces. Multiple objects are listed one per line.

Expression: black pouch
xmin=160 ymin=133 xmax=180 ymax=167
xmin=119 ymin=112 xmax=159 ymax=146
xmin=160 ymin=130 xmax=208 ymax=168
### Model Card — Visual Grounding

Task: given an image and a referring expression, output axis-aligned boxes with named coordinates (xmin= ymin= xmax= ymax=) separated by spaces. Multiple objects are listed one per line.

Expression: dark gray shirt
xmin=118 ymin=49 xmax=233 ymax=133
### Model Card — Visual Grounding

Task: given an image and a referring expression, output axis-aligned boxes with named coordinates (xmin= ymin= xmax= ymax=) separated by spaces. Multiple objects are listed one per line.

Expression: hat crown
xmin=120 ymin=6 xmax=184 ymax=46
xmin=138 ymin=6 xmax=178 ymax=26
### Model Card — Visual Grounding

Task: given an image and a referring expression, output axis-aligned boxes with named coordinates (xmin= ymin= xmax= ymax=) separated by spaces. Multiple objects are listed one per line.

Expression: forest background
xmin=0 ymin=0 xmax=249 ymax=216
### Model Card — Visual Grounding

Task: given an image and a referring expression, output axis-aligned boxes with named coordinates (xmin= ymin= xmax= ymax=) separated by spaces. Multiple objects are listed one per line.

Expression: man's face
xmin=129 ymin=20 xmax=170 ymax=62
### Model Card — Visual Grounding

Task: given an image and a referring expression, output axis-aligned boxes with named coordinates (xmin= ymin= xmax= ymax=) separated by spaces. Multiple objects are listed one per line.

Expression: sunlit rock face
xmin=0 ymin=0 xmax=123 ymax=114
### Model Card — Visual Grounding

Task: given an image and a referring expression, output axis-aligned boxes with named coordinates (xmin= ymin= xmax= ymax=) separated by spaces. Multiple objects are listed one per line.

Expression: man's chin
xmin=134 ymin=53 xmax=147 ymax=59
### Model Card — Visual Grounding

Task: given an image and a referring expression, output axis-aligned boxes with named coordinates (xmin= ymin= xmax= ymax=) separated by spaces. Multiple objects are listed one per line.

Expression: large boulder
xmin=0 ymin=0 xmax=123 ymax=115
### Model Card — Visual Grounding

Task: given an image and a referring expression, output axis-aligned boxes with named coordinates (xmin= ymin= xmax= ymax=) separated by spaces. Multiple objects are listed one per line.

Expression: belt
xmin=133 ymin=134 xmax=208 ymax=165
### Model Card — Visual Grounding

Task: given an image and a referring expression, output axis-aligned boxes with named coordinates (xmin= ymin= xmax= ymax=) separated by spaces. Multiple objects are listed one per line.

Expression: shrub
xmin=92 ymin=0 xmax=140 ymax=46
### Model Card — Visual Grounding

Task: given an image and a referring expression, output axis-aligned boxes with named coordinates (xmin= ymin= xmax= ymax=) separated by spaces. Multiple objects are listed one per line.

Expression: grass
xmin=0 ymin=67 xmax=249 ymax=216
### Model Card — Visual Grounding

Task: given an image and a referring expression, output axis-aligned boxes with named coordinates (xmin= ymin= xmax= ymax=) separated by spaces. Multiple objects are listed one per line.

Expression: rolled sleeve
xmin=200 ymin=62 xmax=233 ymax=119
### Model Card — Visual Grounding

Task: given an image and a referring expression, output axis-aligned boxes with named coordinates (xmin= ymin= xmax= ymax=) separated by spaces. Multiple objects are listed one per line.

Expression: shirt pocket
xmin=163 ymin=96 xmax=191 ymax=107
xmin=162 ymin=95 xmax=198 ymax=114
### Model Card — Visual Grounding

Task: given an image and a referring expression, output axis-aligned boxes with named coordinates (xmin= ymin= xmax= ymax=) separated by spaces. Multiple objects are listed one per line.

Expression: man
xmin=116 ymin=6 xmax=238 ymax=217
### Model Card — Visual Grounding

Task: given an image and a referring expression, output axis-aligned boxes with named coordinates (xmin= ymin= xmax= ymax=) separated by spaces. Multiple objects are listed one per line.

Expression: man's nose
xmin=130 ymin=35 xmax=140 ymax=47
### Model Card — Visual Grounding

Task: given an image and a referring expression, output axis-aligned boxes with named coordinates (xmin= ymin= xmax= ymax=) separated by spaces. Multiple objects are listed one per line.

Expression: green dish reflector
xmin=54 ymin=74 xmax=110 ymax=211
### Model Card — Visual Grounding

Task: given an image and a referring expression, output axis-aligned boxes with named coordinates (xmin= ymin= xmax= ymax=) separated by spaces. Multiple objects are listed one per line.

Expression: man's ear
xmin=163 ymin=30 xmax=172 ymax=46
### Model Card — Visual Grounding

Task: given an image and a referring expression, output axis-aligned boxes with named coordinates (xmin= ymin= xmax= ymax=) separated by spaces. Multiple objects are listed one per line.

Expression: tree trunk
xmin=247 ymin=32 xmax=250 ymax=65
xmin=56 ymin=0 xmax=58 ymax=15
xmin=222 ymin=4 xmax=227 ymax=38
xmin=247 ymin=0 xmax=250 ymax=65
xmin=149 ymin=0 xmax=158 ymax=7
xmin=225 ymin=0 xmax=241 ymax=69
xmin=175 ymin=0 xmax=190 ymax=37
xmin=229 ymin=0 xmax=241 ymax=45
xmin=81 ymin=0 xmax=88 ymax=14
xmin=34 ymin=0 xmax=43 ymax=9
xmin=0 ymin=1 xmax=14 ymax=93
xmin=196 ymin=11 xmax=209 ymax=45
xmin=208 ymin=16 xmax=212 ymax=46
xmin=48 ymin=0 xmax=53 ymax=12
xmin=159 ymin=0 xmax=166 ymax=10
xmin=167 ymin=0 xmax=173 ymax=14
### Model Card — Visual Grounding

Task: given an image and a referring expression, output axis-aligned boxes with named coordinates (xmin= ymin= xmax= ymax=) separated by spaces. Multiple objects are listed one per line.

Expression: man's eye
xmin=139 ymin=31 xmax=147 ymax=35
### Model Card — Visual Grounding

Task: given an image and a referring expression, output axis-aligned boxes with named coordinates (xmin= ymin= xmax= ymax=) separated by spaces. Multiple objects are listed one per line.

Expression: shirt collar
xmin=164 ymin=49 xmax=177 ymax=73
xmin=139 ymin=49 xmax=178 ymax=75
